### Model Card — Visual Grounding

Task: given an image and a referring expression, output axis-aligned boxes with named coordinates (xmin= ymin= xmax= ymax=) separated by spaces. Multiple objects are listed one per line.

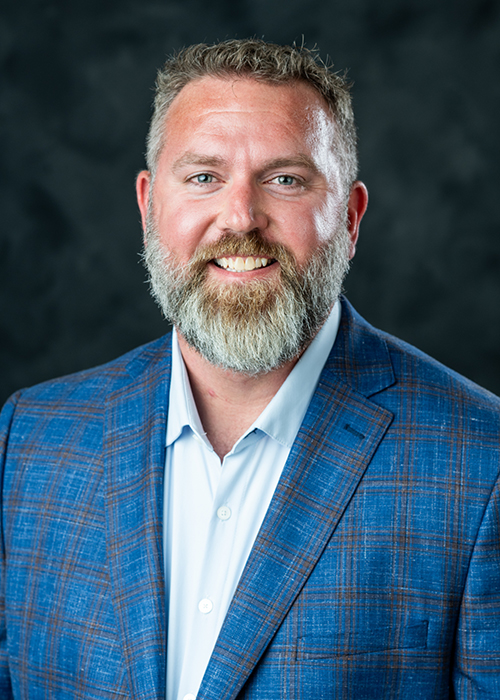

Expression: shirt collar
xmin=166 ymin=301 xmax=341 ymax=452
xmin=166 ymin=331 xmax=207 ymax=448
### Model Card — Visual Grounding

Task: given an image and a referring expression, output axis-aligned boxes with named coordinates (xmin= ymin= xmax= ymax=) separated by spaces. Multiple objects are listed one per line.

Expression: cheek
xmin=265 ymin=206 xmax=321 ymax=267
xmin=155 ymin=202 xmax=214 ymax=258
xmin=313 ymin=197 xmax=344 ymax=244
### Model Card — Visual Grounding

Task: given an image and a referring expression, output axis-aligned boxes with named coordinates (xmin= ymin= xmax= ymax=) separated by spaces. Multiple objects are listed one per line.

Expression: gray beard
xmin=143 ymin=216 xmax=351 ymax=376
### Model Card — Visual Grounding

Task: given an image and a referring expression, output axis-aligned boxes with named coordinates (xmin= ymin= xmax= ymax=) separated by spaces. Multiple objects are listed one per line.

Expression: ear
xmin=136 ymin=170 xmax=151 ymax=240
xmin=346 ymin=180 xmax=368 ymax=260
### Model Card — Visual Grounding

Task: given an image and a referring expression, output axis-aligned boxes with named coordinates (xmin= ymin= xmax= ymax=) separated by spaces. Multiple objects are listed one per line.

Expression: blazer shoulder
xmin=4 ymin=332 xmax=173 ymax=410
xmin=341 ymin=298 xmax=500 ymax=414
xmin=383 ymin=328 xmax=500 ymax=411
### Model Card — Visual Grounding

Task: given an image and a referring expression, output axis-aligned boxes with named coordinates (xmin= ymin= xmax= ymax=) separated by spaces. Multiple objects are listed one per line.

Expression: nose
xmin=217 ymin=181 xmax=269 ymax=234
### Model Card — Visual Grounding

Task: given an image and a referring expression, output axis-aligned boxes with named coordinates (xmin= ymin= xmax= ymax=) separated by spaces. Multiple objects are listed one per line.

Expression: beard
xmin=143 ymin=213 xmax=351 ymax=376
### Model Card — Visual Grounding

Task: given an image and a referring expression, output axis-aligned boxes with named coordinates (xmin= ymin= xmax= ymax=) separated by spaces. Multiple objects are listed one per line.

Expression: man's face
xmin=137 ymin=76 xmax=367 ymax=374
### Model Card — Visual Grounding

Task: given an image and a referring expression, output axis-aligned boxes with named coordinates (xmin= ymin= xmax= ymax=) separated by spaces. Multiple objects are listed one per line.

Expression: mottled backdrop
xmin=2 ymin=0 xmax=500 ymax=403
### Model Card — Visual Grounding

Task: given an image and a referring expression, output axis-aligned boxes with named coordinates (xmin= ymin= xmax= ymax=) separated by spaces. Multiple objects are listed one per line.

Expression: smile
xmin=214 ymin=256 xmax=275 ymax=272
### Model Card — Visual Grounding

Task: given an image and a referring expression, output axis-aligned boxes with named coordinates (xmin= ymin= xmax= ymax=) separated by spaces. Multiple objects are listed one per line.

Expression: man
xmin=1 ymin=39 xmax=499 ymax=700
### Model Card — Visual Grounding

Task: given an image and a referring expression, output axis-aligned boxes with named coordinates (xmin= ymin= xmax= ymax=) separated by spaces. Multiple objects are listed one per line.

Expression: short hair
xmin=146 ymin=38 xmax=358 ymax=194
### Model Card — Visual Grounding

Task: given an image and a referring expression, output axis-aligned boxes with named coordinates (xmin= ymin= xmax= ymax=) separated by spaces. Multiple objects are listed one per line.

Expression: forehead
xmin=160 ymin=76 xmax=336 ymax=156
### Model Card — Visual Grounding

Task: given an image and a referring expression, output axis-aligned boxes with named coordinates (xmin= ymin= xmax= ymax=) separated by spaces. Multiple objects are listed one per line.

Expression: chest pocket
xmin=297 ymin=619 xmax=428 ymax=659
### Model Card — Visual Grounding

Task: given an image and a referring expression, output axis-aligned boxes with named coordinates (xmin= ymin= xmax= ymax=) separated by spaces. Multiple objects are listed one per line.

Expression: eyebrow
xmin=171 ymin=152 xmax=321 ymax=176
xmin=260 ymin=155 xmax=321 ymax=176
xmin=172 ymin=153 xmax=227 ymax=173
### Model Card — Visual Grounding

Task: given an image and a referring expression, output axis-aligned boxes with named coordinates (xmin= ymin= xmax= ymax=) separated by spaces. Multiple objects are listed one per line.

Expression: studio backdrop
xmin=2 ymin=0 xmax=500 ymax=403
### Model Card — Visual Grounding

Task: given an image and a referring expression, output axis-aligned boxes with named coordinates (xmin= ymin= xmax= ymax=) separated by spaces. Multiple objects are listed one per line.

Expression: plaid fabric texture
xmin=1 ymin=298 xmax=499 ymax=699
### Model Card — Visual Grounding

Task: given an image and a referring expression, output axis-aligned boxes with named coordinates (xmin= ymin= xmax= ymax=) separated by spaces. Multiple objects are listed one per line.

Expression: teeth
xmin=215 ymin=256 xmax=271 ymax=272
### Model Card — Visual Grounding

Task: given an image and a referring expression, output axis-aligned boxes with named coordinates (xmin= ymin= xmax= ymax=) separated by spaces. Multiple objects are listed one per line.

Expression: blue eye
xmin=195 ymin=173 xmax=213 ymax=184
xmin=276 ymin=175 xmax=295 ymax=186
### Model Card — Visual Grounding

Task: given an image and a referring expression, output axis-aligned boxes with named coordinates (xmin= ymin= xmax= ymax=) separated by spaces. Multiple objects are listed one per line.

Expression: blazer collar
xmin=324 ymin=297 xmax=396 ymax=397
xmin=198 ymin=298 xmax=396 ymax=700
xmin=104 ymin=334 xmax=172 ymax=700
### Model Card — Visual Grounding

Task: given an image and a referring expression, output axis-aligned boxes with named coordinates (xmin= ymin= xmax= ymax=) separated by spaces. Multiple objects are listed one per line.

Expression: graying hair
xmin=146 ymin=38 xmax=358 ymax=193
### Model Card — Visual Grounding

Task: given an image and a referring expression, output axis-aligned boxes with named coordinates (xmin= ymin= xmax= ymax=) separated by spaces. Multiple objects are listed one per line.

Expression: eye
xmin=267 ymin=174 xmax=305 ymax=188
xmin=193 ymin=173 xmax=214 ymax=184
xmin=275 ymin=175 xmax=296 ymax=186
xmin=264 ymin=172 xmax=306 ymax=195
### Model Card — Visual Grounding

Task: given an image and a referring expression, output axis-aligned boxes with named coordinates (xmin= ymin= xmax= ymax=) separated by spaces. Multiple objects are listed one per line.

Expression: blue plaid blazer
xmin=1 ymin=298 xmax=500 ymax=699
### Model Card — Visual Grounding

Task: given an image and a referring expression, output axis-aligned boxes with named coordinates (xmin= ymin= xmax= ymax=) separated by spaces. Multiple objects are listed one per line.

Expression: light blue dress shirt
xmin=164 ymin=302 xmax=341 ymax=700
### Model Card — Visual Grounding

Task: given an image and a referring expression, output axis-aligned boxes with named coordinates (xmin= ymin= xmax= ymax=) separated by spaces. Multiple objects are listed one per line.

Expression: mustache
xmin=188 ymin=231 xmax=296 ymax=270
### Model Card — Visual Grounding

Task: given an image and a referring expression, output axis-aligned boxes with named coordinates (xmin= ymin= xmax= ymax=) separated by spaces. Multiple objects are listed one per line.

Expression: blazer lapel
xmin=104 ymin=337 xmax=172 ymax=700
xmin=198 ymin=300 xmax=396 ymax=700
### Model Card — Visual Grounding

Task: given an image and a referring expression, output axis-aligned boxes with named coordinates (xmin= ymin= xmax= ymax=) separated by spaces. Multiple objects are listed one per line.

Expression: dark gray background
xmin=2 ymin=0 xmax=499 ymax=404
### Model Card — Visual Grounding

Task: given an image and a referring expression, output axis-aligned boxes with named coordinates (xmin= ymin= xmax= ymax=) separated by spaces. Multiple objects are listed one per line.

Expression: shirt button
xmin=217 ymin=505 xmax=231 ymax=521
xmin=183 ymin=695 xmax=196 ymax=700
xmin=198 ymin=598 xmax=213 ymax=614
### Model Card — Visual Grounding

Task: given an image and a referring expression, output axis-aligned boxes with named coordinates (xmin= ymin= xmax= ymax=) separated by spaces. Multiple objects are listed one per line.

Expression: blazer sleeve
xmin=453 ymin=471 xmax=500 ymax=698
xmin=0 ymin=394 xmax=18 ymax=699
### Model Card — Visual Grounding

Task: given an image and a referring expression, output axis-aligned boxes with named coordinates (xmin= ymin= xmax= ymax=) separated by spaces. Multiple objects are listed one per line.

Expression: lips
xmin=214 ymin=256 xmax=275 ymax=272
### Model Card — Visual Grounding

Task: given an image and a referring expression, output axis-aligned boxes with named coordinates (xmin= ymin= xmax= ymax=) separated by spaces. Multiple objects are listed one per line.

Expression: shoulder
xmin=380 ymin=323 xmax=498 ymax=411
xmin=337 ymin=297 xmax=500 ymax=421
xmin=1 ymin=332 xmax=173 ymax=422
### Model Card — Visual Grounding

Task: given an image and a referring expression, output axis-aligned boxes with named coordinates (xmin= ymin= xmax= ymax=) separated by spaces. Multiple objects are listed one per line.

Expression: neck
xmin=176 ymin=333 xmax=299 ymax=460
